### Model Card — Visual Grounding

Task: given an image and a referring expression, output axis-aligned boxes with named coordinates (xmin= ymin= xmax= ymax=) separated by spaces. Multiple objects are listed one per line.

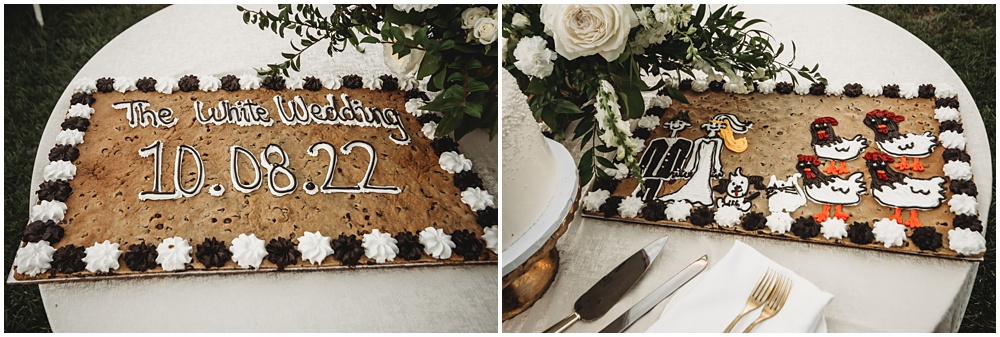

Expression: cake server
xmin=542 ymin=236 xmax=669 ymax=333
xmin=598 ymin=255 xmax=709 ymax=333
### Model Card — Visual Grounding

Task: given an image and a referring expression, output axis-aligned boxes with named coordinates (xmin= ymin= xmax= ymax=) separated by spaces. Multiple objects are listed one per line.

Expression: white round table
xmin=502 ymin=5 xmax=991 ymax=333
xmin=26 ymin=5 xmax=497 ymax=332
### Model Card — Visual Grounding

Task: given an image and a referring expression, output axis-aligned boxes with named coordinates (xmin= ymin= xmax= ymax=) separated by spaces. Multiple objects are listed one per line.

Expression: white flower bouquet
xmin=503 ymin=4 xmax=824 ymax=186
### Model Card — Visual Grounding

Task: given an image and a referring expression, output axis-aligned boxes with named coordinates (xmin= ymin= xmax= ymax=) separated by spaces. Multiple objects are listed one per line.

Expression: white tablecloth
xmin=30 ymin=5 xmax=497 ymax=332
xmin=502 ymin=5 xmax=990 ymax=333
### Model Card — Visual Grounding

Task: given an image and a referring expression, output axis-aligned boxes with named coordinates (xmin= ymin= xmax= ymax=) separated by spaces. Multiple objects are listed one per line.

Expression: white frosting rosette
xmin=67 ymin=104 xmax=95 ymax=119
xmin=933 ymin=107 xmax=961 ymax=123
xmin=30 ymin=200 xmax=67 ymax=222
xmin=824 ymin=81 xmax=844 ymax=96
xmin=714 ymin=206 xmax=743 ymax=228
xmin=405 ymin=99 xmax=427 ymax=116
xmin=899 ymin=83 xmax=919 ymax=99
xmin=603 ymin=162 xmax=629 ymax=180
xmin=582 ymin=189 xmax=611 ymax=212
xmin=948 ymin=228 xmax=985 ymax=255
xmin=43 ymin=161 xmax=77 ymax=182
xmin=71 ymin=77 xmax=96 ymax=94
xmin=649 ymin=95 xmax=672 ymax=109
xmin=114 ymin=77 xmax=136 ymax=93
xmin=935 ymin=83 xmax=958 ymax=98
xmin=230 ymin=233 xmax=268 ymax=269
xmin=617 ymin=196 xmax=644 ymax=218
xmin=156 ymin=236 xmax=193 ymax=271
xmin=793 ymin=82 xmax=811 ymax=95
xmin=820 ymin=218 xmax=848 ymax=240
xmin=665 ymin=201 xmax=693 ymax=222
xmin=208 ymin=184 xmax=225 ymax=197
xmin=421 ymin=121 xmax=438 ymax=139
xmin=83 ymin=240 xmax=122 ymax=273
xmin=483 ymin=226 xmax=498 ymax=254
xmin=872 ymin=218 xmax=906 ymax=248
xmin=362 ymin=76 xmax=382 ymax=90
xmin=286 ymin=76 xmax=306 ymax=90
xmin=943 ymin=161 xmax=973 ymax=180
xmin=691 ymin=78 xmax=709 ymax=92
xmin=438 ymin=151 xmax=473 ymax=174
xmin=155 ymin=76 xmax=179 ymax=94
xmin=322 ymin=74 xmax=343 ymax=90
xmin=862 ymin=82 xmax=882 ymax=97
xmin=239 ymin=74 xmax=262 ymax=90
xmin=418 ymin=227 xmax=456 ymax=259
xmin=14 ymin=241 xmax=56 ymax=277
xmin=938 ymin=130 xmax=966 ymax=150
xmin=756 ymin=79 xmax=776 ymax=94
xmin=765 ymin=212 xmax=794 ymax=234
xmin=461 ymin=187 xmax=495 ymax=211
xmin=636 ymin=115 xmax=660 ymax=130
xmin=399 ymin=75 xmax=420 ymax=91
xmin=362 ymin=229 xmax=399 ymax=263
xmin=948 ymin=194 xmax=978 ymax=216
xmin=199 ymin=75 xmax=222 ymax=92
xmin=297 ymin=231 xmax=333 ymax=265
xmin=55 ymin=129 xmax=85 ymax=146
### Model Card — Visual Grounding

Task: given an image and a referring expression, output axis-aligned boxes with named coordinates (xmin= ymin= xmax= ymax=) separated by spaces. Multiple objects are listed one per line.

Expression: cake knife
xmin=598 ymin=255 xmax=709 ymax=333
xmin=542 ymin=236 xmax=669 ymax=333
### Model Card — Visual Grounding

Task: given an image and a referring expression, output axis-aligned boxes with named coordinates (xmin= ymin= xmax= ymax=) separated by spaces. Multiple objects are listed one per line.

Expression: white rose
xmin=473 ymin=17 xmax=498 ymax=45
xmin=511 ymin=13 xmax=530 ymax=28
xmin=394 ymin=4 xmax=437 ymax=13
xmin=461 ymin=6 xmax=491 ymax=29
xmin=539 ymin=4 xmax=639 ymax=61
xmin=383 ymin=24 xmax=426 ymax=77
xmin=513 ymin=36 xmax=557 ymax=78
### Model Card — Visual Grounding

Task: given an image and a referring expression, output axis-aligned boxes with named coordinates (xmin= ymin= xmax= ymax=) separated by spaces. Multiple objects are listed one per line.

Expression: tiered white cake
xmin=501 ymin=69 xmax=558 ymax=251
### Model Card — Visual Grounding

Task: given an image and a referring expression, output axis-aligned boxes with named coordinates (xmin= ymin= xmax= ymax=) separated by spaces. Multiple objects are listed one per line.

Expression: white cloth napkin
xmin=646 ymin=240 xmax=834 ymax=333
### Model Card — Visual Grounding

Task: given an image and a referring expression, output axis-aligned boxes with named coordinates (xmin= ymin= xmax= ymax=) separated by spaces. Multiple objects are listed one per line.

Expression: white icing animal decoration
xmin=712 ymin=168 xmax=765 ymax=212
xmin=660 ymin=114 xmax=752 ymax=206
xmin=809 ymin=116 xmax=868 ymax=175
xmin=863 ymin=109 xmax=936 ymax=172
xmin=863 ymin=151 xmax=946 ymax=228
xmin=766 ymin=173 xmax=806 ymax=213
xmin=795 ymin=155 xmax=867 ymax=222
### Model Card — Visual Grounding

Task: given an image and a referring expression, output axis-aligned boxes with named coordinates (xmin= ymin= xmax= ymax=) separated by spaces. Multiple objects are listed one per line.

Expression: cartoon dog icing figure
xmin=712 ymin=168 xmax=765 ymax=212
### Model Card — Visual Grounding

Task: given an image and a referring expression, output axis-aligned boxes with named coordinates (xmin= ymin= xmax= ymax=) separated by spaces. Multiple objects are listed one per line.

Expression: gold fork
xmin=723 ymin=268 xmax=778 ymax=333
xmin=742 ymin=274 xmax=793 ymax=333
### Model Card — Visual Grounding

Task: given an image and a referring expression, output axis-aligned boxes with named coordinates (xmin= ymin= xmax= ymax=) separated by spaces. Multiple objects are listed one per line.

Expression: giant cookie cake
xmin=12 ymin=73 xmax=499 ymax=282
xmin=581 ymin=79 xmax=985 ymax=260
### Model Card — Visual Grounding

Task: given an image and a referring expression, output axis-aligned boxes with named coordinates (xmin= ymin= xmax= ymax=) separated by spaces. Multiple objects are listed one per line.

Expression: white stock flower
xmin=539 ymin=4 xmax=639 ymax=61
xmin=383 ymin=24 xmax=425 ymax=77
xmin=513 ymin=36 xmax=557 ymax=78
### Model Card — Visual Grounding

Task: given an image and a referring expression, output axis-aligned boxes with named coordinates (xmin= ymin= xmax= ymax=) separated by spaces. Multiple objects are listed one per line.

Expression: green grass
xmin=3 ymin=4 xmax=994 ymax=333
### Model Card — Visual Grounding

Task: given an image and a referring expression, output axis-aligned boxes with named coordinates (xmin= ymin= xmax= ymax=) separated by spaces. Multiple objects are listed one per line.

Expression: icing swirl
xmin=582 ymin=189 xmax=611 ymax=212
xmin=825 ymin=81 xmax=844 ymax=96
xmin=342 ymin=74 xmax=363 ymax=89
xmin=461 ymin=187 xmax=495 ymax=212
xmin=52 ymin=244 xmax=87 ymax=274
xmin=882 ymin=84 xmax=900 ymax=98
xmin=910 ymin=227 xmax=942 ymax=251
xmin=820 ymin=218 xmax=848 ymax=239
xmin=296 ymin=231 xmax=333 ymax=265
xmin=61 ymin=116 xmax=90 ymax=131
xmin=136 ymin=77 xmax=157 ymax=92
xmin=399 ymin=75 xmax=420 ymax=91
xmin=421 ymin=121 xmax=438 ymax=139
xmin=394 ymin=230 xmax=424 ymax=261
xmin=604 ymin=162 xmax=629 ymax=180
xmin=809 ymin=82 xmax=826 ymax=95
xmin=847 ymin=222 xmax=875 ymax=244
xmin=199 ymin=75 xmax=222 ymax=92
xmin=303 ymin=76 xmax=323 ymax=91
xmin=600 ymin=196 xmax=623 ymax=218
xmin=286 ymin=76 xmax=305 ymax=90
xmin=943 ymin=160 xmax=973 ymax=180
xmin=322 ymin=74 xmax=343 ymax=90
xmin=641 ymin=199 xmax=667 ymax=221
xmin=239 ymin=74 xmax=262 ymax=90
xmin=938 ymin=130 xmax=966 ymax=150
xmin=332 ymin=234 xmax=364 ymax=266
xmin=943 ymin=148 xmax=971 ymax=163
xmin=793 ymin=82 xmax=810 ymax=95
xmin=741 ymin=211 xmax=766 ymax=231
xmin=791 ymin=216 xmax=821 ymax=239
xmin=476 ymin=207 xmax=498 ymax=228
xmin=948 ymin=194 xmax=978 ymax=216
xmin=918 ymin=84 xmax=935 ymax=98
xmin=21 ymin=220 xmax=64 ymax=243
xmin=454 ymin=170 xmax=484 ymax=190
xmin=665 ymin=201 xmax=693 ymax=222
xmin=419 ymin=227 xmax=456 ymax=259
xmin=439 ymin=151 xmax=473 ymax=174
xmin=265 ymin=237 xmax=301 ymax=270
xmin=70 ymin=92 xmax=95 ymax=106
xmin=843 ymin=83 xmax=862 ymax=97
xmin=156 ymin=237 xmax=193 ymax=271
xmin=261 ymin=75 xmax=286 ymax=90
xmin=936 ymin=97 xmax=959 ymax=109
xmin=417 ymin=114 xmax=442 ymax=125
xmin=950 ymin=180 xmax=978 ymax=197
xmin=756 ymin=79 xmax=776 ymax=94
xmin=649 ymin=95 xmax=673 ymax=108
xmin=362 ymin=76 xmax=382 ymax=90
xmin=14 ymin=241 xmax=56 ymax=277
xmin=714 ymin=205 xmax=743 ymax=228
xmin=953 ymin=214 xmax=983 ymax=232
xmin=123 ymin=242 xmax=158 ymax=272
xmin=43 ymin=160 xmax=77 ymax=182
xmin=95 ymin=77 xmax=115 ymax=93
xmin=678 ymin=79 xmax=693 ymax=91
xmin=483 ymin=226 xmax=498 ymax=254
xmin=899 ymin=83 xmax=919 ymax=99
xmin=114 ymin=77 xmax=136 ymax=93
xmin=208 ymin=184 xmax=225 ymax=197
xmin=83 ymin=240 xmax=122 ymax=273
xmin=178 ymin=75 xmax=200 ymax=92
xmin=431 ymin=137 xmax=459 ymax=155
xmin=691 ymin=79 xmax=709 ymax=92
xmin=947 ymin=228 xmax=986 ymax=255
xmin=765 ymin=212 xmax=794 ymax=234
xmin=362 ymin=229 xmax=398 ymax=263
xmin=775 ymin=82 xmax=795 ymax=95
xmin=155 ymin=76 xmax=179 ymax=94
xmin=220 ymin=75 xmax=240 ymax=91
xmin=451 ymin=229 xmax=483 ymax=261
xmin=55 ymin=129 xmax=85 ymax=146
xmin=862 ymin=82 xmax=882 ymax=97
xmin=636 ymin=115 xmax=659 ymax=130
xmin=935 ymin=83 xmax=957 ymax=98
xmin=48 ymin=145 xmax=80 ymax=162
xmin=405 ymin=99 xmax=428 ymax=116
xmin=30 ymin=200 xmax=67 ymax=222
xmin=872 ymin=218 xmax=906 ymax=248
xmin=934 ymin=107 xmax=961 ymax=123
xmin=36 ymin=180 xmax=73 ymax=202
xmin=690 ymin=206 xmax=715 ymax=227
xmin=196 ymin=237 xmax=233 ymax=268
xmin=71 ymin=77 xmax=96 ymax=94
xmin=229 ymin=233 xmax=268 ymax=269
xmin=67 ymin=104 xmax=95 ymax=119
xmin=379 ymin=74 xmax=399 ymax=91
xmin=617 ymin=196 xmax=644 ymax=218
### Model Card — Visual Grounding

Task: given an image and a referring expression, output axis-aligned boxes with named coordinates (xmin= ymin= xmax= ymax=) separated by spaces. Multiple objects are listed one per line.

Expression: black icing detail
xmin=741 ymin=212 xmax=766 ymax=231
xmin=431 ymin=137 xmax=460 ymax=156
xmin=939 ymin=121 xmax=963 ymax=133
xmin=808 ymin=82 xmax=826 ymax=95
xmin=262 ymin=75 xmax=286 ymax=91
xmin=910 ymin=227 xmax=942 ymax=251
xmin=708 ymin=80 xmax=725 ymax=93
xmin=862 ymin=110 xmax=913 ymax=147
xmin=51 ymin=244 xmax=87 ymax=274
xmin=70 ymin=92 xmax=95 ymax=106
xmin=645 ymin=106 xmax=666 ymax=118
xmin=790 ymin=216 xmax=820 ymax=239
xmin=178 ymin=75 xmax=200 ymax=92
xmin=453 ymin=170 xmax=483 ymax=190
xmin=196 ymin=237 xmax=232 ymax=269
xmin=452 ymin=229 xmax=484 ymax=261
xmin=712 ymin=167 xmax=764 ymax=212
xmin=36 ymin=180 xmax=73 ymax=202
xmin=61 ymin=117 xmax=90 ymax=131
xmin=592 ymin=178 xmax=620 ymax=193
xmin=775 ymin=82 xmax=794 ymax=94
xmin=21 ymin=220 xmax=64 ymax=243
xmin=96 ymin=77 xmax=115 ymax=93
xmin=332 ymin=234 xmax=364 ymax=266
xmin=476 ymin=207 xmax=498 ymax=228
xmin=795 ymin=157 xmax=836 ymax=189
xmin=953 ymin=214 xmax=983 ymax=232
xmin=882 ymin=84 xmax=900 ymax=98
xmin=342 ymin=74 xmax=363 ymax=89
xmin=935 ymin=97 xmax=959 ymax=109
xmin=843 ymin=83 xmax=863 ymax=97
xmin=405 ymin=89 xmax=430 ymax=101
xmin=641 ymin=199 xmax=667 ymax=221
xmin=847 ymin=222 xmax=874 ymax=244
xmin=678 ymin=79 xmax=693 ymax=91
xmin=265 ymin=237 xmax=300 ymax=271
xmin=809 ymin=117 xmax=841 ymax=147
xmin=394 ymin=230 xmax=423 ymax=261
xmin=136 ymin=77 xmax=157 ymax=92
xmin=303 ymin=181 xmax=319 ymax=194
xmin=303 ymin=76 xmax=323 ymax=91
xmin=231 ymin=146 xmax=263 ymax=193
xmin=632 ymin=128 xmax=651 ymax=140
xmin=124 ymin=242 xmax=158 ymax=272
xmin=379 ymin=74 xmax=399 ymax=92
xmin=918 ymin=84 xmax=936 ymax=98
xmin=600 ymin=196 xmax=624 ymax=218
xmin=220 ymin=75 xmax=240 ymax=92
xmin=689 ymin=206 xmax=714 ymax=227
xmin=863 ymin=153 xmax=906 ymax=190
xmin=417 ymin=114 xmax=443 ymax=125
xmin=949 ymin=179 xmax=978 ymax=197
xmin=48 ymin=145 xmax=80 ymax=162
xmin=942 ymin=148 xmax=971 ymax=163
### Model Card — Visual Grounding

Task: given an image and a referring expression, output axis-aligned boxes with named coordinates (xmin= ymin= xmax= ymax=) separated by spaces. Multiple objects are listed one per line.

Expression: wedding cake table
xmin=503 ymin=5 xmax=990 ymax=333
